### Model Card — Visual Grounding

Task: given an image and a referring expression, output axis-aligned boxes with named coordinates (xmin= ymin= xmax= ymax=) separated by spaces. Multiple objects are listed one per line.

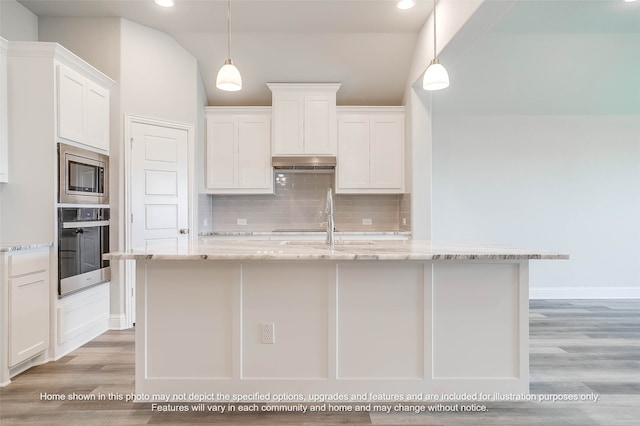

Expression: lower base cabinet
xmin=9 ymin=271 xmax=49 ymax=366
xmin=1 ymin=247 xmax=50 ymax=384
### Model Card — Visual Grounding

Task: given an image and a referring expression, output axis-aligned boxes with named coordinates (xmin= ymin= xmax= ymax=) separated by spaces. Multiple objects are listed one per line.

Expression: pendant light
xmin=396 ymin=0 xmax=415 ymax=9
xmin=423 ymin=0 xmax=449 ymax=91
xmin=154 ymin=0 xmax=174 ymax=7
xmin=216 ymin=0 xmax=242 ymax=91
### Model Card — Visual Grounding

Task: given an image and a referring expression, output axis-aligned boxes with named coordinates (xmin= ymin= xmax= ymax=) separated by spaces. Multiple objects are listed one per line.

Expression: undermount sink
xmin=279 ymin=240 xmax=376 ymax=246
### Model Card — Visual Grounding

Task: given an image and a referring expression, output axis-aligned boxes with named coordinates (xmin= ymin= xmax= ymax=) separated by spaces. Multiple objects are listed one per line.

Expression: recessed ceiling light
xmin=397 ymin=0 xmax=416 ymax=10
xmin=623 ymin=0 xmax=638 ymax=3
xmin=155 ymin=0 xmax=174 ymax=7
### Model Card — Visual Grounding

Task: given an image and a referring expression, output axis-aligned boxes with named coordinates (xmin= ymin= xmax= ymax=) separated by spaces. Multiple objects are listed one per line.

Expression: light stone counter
xmin=104 ymin=239 xmax=568 ymax=261
xmin=0 ymin=242 xmax=53 ymax=252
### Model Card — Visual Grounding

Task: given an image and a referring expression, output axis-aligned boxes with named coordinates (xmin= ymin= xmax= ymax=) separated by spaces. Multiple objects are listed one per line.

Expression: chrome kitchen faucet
xmin=325 ymin=188 xmax=335 ymax=247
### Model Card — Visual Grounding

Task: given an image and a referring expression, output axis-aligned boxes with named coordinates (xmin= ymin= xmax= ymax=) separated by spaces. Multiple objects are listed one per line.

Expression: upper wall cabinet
xmin=267 ymin=83 xmax=341 ymax=156
xmin=336 ymin=107 xmax=405 ymax=194
xmin=57 ymin=63 xmax=110 ymax=152
xmin=205 ymin=107 xmax=273 ymax=194
xmin=7 ymin=42 xmax=113 ymax=156
xmin=0 ymin=38 xmax=8 ymax=182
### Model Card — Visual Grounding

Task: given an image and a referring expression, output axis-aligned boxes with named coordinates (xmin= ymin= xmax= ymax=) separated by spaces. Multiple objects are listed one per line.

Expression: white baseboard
xmin=530 ymin=286 xmax=640 ymax=299
xmin=109 ymin=314 xmax=128 ymax=330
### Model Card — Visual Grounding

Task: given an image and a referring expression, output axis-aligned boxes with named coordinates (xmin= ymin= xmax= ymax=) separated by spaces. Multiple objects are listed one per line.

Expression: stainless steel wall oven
xmin=58 ymin=207 xmax=110 ymax=297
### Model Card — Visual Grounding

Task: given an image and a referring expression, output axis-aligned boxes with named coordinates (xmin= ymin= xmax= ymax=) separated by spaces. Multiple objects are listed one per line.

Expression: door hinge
xmin=130 ymin=137 xmax=133 ymax=149
xmin=131 ymin=213 xmax=134 ymax=223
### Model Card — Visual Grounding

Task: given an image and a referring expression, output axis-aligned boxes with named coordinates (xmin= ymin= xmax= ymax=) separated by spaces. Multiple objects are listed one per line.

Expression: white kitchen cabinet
xmin=0 ymin=38 xmax=8 ymax=183
xmin=1 ymin=246 xmax=50 ymax=385
xmin=85 ymin=83 xmax=110 ymax=151
xmin=206 ymin=107 xmax=273 ymax=194
xmin=268 ymin=83 xmax=340 ymax=156
xmin=336 ymin=107 xmax=405 ymax=194
xmin=57 ymin=63 xmax=110 ymax=152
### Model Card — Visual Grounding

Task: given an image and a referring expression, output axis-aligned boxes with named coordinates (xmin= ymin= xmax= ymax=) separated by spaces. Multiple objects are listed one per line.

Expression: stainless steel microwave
xmin=58 ymin=143 xmax=109 ymax=204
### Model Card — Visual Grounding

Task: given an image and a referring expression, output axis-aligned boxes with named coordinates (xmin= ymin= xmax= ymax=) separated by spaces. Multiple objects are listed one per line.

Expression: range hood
xmin=272 ymin=156 xmax=336 ymax=171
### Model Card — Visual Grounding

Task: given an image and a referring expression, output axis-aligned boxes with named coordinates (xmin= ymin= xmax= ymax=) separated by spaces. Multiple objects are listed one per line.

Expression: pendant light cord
xmin=226 ymin=0 xmax=232 ymax=59
xmin=433 ymin=0 xmax=437 ymax=59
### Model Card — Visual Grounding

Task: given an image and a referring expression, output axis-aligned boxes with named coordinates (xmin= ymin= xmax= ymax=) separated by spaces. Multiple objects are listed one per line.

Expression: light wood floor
xmin=1 ymin=300 xmax=638 ymax=425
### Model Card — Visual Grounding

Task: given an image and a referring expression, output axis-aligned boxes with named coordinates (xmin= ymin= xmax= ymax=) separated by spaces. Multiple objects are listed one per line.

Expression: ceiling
xmin=19 ymin=0 xmax=433 ymax=106
xmin=18 ymin=0 xmax=640 ymax=113
xmin=432 ymin=0 xmax=640 ymax=115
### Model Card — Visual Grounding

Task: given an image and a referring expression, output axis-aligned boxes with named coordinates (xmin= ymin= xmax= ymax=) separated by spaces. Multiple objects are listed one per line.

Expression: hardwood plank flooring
xmin=1 ymin=299 xmax=638 ymax=425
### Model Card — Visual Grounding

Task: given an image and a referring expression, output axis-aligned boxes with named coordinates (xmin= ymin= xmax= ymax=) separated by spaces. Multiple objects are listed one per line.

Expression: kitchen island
xmin=105 ymin=240 xmax=567 ymax=401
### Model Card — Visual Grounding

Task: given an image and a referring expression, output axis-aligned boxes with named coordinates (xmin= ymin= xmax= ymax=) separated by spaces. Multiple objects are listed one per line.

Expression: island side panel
xmin=431 ymin=260 xmax=529 ymax=393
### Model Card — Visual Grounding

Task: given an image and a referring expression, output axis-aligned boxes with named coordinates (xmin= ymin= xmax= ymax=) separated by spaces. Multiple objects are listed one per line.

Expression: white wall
xmin=0 ymin=0 xmax=38 ymax=41
xmin=195 ymin=68 xmax=208 ymax=235
xmin=39 ymin=17 xmax=120 ymax=79
xmin=121 ymin=19 xmax=198 ymax=126
xmin=433 ymin=115 xmax=640 ymax=298
xmin=0 ymin=0 xmax=39 ymax=242
xmin=402 ymin=0 xmax=512 ymax=239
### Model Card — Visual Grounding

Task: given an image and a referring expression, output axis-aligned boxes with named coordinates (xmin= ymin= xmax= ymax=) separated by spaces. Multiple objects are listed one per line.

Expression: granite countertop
xmin=104 ymin=240 xmax=569 ymax=261
xmin=0 ymin=242 xmax=53 ymax=252
xmin=199 ymin=230 xmax=412 ymax=237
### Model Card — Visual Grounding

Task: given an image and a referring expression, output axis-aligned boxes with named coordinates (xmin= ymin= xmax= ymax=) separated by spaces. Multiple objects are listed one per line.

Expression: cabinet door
xmin=57 ymin=64 xmax=86 ymax=144
xmin=206 ymin=117 xmax=237 ymax=189
xmin=9 ymin=272 xmax=49 ymax=367
xmin=370 ymin=115 xmax=404 ymax=190
xmin=0 ymin=40 xmax=7 ymax=182
xmin=86 ymin=82 xmax=110 ymax=151
xmin=272 ymin=94 xmax=303 ymax=155
xmin=238 ymin=115 xmax=272 ymax=190
xmin=337 ymin=115 xmax=370 ymax=190
xmin=304 ymin=94 xmax=336 ymax=155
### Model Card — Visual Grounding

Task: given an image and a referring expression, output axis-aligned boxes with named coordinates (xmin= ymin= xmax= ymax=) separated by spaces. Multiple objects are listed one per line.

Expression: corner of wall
xmin=0 ymin=0 xmax=38 ymax=41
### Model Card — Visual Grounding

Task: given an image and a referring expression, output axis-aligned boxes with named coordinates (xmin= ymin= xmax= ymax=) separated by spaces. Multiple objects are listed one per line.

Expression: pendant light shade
xmin=154 ymin=0 xmax=174 ymax=7
xmin=396 ymin=0 xmax=416 ymax=9
xmin=217 ymin=0 xmax=242 ymax=91
xmin=423 ymin=0 xmax=449 ymax=91
xmin=216 ymin=59 xmax=242 ymax=91
xmin=423 ymin=58 xmax=449 ymax=91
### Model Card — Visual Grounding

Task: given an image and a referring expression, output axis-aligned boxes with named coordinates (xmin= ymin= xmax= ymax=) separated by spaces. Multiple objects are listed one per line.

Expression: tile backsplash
xmin=201 ymin=172 xmax=410 ymax=232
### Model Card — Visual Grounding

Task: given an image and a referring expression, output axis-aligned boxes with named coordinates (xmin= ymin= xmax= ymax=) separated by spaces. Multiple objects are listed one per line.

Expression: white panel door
xmin=131 ymin=122 xmax=189 ymax=252
xmin=370 ymin=115 xmax=404 ymax=189
xmin=337 ymin=115 xmax=370 ymax=189
xmin=57 ymin=64 xmax=86 ymax=143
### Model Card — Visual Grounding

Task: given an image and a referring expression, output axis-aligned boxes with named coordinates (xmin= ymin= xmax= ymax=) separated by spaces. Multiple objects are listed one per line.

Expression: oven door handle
xmin=62 ymin=220 xmax=110 ymax=229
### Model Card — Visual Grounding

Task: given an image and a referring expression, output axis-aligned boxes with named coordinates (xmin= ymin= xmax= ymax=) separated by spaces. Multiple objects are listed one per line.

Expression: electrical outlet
xmin=261 ymin=323 xmax=275 ymax=344
xmin=237 ymin=218 xmax=247 ymax=226
xmin=203 ymin=219 xmax=208 ymax=226
xmin=402 ymin=218 xmax=407 ymax=226
xmin=362 ymin=218 xmax=372 ymax=226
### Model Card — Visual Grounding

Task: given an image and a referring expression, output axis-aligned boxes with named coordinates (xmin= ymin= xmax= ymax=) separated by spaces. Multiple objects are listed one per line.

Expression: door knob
xmin=179 ymin=228 xmax=189 ymax=235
